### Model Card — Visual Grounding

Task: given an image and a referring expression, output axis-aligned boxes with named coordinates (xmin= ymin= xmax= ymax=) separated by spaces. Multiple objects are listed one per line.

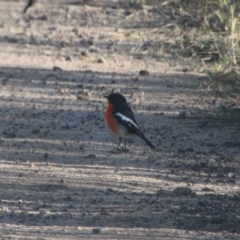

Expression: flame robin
xmin=104 ymin=92 xmax=155 ymax=150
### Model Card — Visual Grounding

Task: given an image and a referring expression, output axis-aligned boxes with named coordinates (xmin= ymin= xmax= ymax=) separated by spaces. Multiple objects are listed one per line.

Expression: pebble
xmin=139 ymin=70 xmax=149 ymax=76
xmin=65 ymin=56 xmax=72 ymax=61
xmin=53 ymin=66 xmax=63 ymax=71
xmin=85 ymin=154 xmax=96 ymax=158
xmin=202 ymin=187 xmax=212 ymax=192
xmin=173 ymin=187 xmax=192 ymax=196
xmin=178 ymin=147 xmax=194 ymax=153
xmin=96 ymin=58 xmax=104 ymax=63
xmin=208 ymin=159 xmax=218 ymax=168
xmin=32 ymin=129 xmax=40 ymax=134
xmin=92 ymin=228 xmax=100 ymax=234
xmin=228 ymin=172 xmax=235 ymax=178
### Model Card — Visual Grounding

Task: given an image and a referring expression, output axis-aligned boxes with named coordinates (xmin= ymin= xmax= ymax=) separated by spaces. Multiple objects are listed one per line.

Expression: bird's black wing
xmin=113 ymin=106 xmax=155 ymax=149
xmin=113 ymin=106 xmax=141 ymax=134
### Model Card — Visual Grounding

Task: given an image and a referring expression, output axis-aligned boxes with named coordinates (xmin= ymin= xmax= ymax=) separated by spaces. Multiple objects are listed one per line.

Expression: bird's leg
xmin=117 ymin=137 xmax=122 ymax=150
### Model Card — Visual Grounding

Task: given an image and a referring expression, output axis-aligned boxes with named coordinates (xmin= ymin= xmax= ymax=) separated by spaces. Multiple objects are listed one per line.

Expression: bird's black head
xmin=104 ymin=92 xmax=128 ymax=106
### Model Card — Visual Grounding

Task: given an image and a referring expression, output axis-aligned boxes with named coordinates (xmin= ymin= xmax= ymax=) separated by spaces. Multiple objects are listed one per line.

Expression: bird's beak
xmin=104 ymin=95 xmax=108 ymax=99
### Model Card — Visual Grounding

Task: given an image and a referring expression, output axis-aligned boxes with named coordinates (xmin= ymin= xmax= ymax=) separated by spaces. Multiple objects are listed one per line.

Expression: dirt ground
xmin=0 ymin=0 xmax=240 ymax=239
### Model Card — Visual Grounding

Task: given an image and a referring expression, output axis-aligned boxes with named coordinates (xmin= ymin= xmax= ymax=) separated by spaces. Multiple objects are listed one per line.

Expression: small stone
xmin=202 ymin=187 xmax=212 ymax=192
xmin=92 ymin=228 xmax=100 ymax=234
xmin=7 ymin=37 xmax=18 ymax=43
xmin=80 ymin=39 xmax=89 ymax=46
xmin=139 ymin=70 xmax=149 ymax=76
xmin=228 ymin=172 xmax=234 ymax=178
xmin=38 ymin=15 xmax=48 ymax=21
xmin=89 ymin=47 xmax=97 ymax=53
xmin=173 ymin=187 xmax=192 ymax=196
xmin=88 ymin=39 xmax=94 ymax=46
xmin=85 ymin=154 xmax=96 ymax=158
xmin=43 ymin=153 xmax=49 ymax=159
xmin=32 ymin=129 xmax=40 ymax=134
xmin=53 ymin=66 xmax=63 ymax=71
xmin=87 ymin=91 xmax=91 ymax=98
xmin=107 ymin=188 xmax=114 ymax=193
xmin=58 ymin=88 xmax=65 ymax=94
xmin=140 ymin=91 xmax=145 ymax=97
xmin=123 ymin=195 xmax=131 ymax=200
xmin=208 ymin=159 xmax=218 ymax=168
xmin=97 ymin=58 xmax=104 ymax=63
xmin=81 ymin=51 xmax=87 ymax=57
xmin=73 ymin=28 xmax=81 ymax=37
xmin=21 ymin=210 xmax=28 ymax=216
xmin=186 ymin=147 xmax=194 ymax=152
xmin=65 ymin=56 xmax=72 ymax=61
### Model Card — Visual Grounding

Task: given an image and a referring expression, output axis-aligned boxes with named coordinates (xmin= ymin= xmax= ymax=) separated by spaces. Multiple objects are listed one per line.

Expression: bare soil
xmin=0 ymin=0 xmax=240 ymax=239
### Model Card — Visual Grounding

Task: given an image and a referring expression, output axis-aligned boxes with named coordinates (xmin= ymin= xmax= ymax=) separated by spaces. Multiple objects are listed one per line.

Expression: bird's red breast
xmin=105 ymin=102 xmax=118 ymax=135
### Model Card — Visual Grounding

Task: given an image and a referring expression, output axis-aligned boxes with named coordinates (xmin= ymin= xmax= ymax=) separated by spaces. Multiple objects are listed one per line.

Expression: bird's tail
xmin=138 ymin=131 xmax=155 ymax=149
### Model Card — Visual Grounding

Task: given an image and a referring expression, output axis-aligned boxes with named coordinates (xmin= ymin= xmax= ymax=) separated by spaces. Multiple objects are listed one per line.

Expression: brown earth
xmin=0 ymin=0 xmax=240 ymax=239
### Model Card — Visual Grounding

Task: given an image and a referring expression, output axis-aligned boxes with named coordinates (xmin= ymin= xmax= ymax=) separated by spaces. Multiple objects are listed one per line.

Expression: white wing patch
xmin=114 ymin=113 xmax=140 ymax=129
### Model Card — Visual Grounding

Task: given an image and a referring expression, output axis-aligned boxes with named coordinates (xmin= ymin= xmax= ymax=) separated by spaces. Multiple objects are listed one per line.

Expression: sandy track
xmin=0 ymin=0 xmax=239 ymax=239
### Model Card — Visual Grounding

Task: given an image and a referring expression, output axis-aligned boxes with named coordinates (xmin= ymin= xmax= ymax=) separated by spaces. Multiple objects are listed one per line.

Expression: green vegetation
xmin=128 ymin=0 xmax=240 ymax=117
xmin=158 ymin=0 xmax=240 ymax=97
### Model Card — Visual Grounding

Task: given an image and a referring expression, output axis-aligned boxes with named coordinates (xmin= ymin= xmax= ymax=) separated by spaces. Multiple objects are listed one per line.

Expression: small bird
xmin=104 ymin=92 xmax=155 ymax=150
